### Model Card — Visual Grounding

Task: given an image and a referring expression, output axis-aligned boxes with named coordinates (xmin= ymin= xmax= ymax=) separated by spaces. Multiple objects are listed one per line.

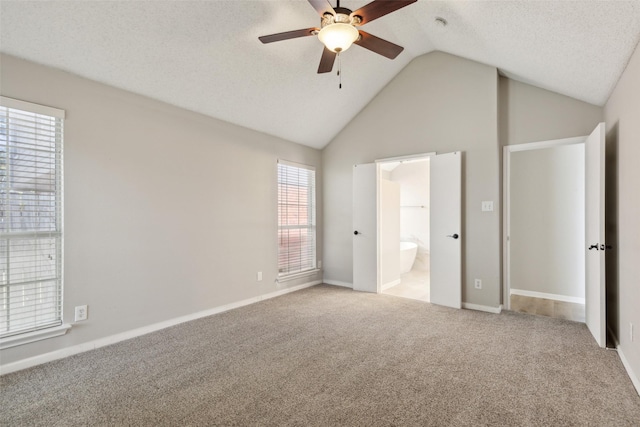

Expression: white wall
xmin=323 ymin=52 xmax=501 ymax=308
xmin=510 ymin=144 xmax=585 ymax=299
xmin=0 ymin=54 xmax=322 ymax=367
xmin=604 ymin=40 xmax=640 ymax=389
xmin=379 ymin=179 xmax=400 ymax=287
xmin=391 ymin=160 xmax=430 ymax=253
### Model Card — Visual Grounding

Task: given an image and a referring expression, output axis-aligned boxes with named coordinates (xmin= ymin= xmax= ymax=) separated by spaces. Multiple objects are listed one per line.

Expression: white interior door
xmin=430 ymin=151 xmax=462 ymax=308
xmin=353 ymin=163 xmax=378 ymax=292
xmin=585 ymin=122 xmax=606 ymax=347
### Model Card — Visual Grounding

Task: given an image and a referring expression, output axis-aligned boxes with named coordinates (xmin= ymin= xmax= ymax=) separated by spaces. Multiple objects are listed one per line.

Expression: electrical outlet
xmin=481 ymin=201 xmax=494 ymax=212
xmin=631 ymin=323 xmax=634 ymax=342
xmin=318 ymin=260 xmax=322 ymax=269
xmin=257 ymin=272 xmax=263 ymax=281
xmin=474 ymin=279 xmax=482 ymax=289
xmin=74 ymin=305 xmax=88 ymax=322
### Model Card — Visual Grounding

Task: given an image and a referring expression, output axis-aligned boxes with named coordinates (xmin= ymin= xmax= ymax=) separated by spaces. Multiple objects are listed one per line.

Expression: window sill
xmin=277 ymin=269 xmax=321 ymax=283
xmin=0 ymin=324 xmax=72 ymax=350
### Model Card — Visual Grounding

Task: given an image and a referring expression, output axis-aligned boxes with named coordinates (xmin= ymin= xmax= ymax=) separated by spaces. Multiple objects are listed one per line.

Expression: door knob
xmin=446 ymin=234 xmax=459 ymax=239
xmin=589 ymin=244 xmax=612 ymax=250
xmin=354 ymin=231 xmax=359 ymax=235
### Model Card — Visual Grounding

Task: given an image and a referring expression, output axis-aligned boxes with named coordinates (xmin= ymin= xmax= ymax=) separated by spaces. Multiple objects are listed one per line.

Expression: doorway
xmin=378 ymin=157 xmax=431 ymax=302
xmin=503 ymin=123 xmax=606 ymax=347
xmin=507 ymin=142 xmax=586 ymax=322
xmin=352 ymin=151 xmax=462 ymax=309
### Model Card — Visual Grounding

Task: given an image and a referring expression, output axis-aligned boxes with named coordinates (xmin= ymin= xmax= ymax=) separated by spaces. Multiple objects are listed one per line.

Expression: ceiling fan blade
xmin=318 ymin=47 xmax=337 ymax=73
xmin=259 ymin=28 xmax=318 ymax=44
xmin=307 ymin=0 xmax=335 ymax=17
xmin=354 ymin=30 xmax=404 ymax=59
xmin=351 ymin=0 xmax=417 ymax=25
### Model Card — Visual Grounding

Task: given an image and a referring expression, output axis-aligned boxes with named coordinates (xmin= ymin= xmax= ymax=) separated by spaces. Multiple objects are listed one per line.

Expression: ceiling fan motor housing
xmin=321 ymin=8 xmax=361 ymax=28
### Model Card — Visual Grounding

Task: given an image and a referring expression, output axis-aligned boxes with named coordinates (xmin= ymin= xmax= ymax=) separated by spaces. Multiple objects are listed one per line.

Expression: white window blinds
xmin=0 ymin=97 xmax=64 ymax=338
xmin=277 ymin=160 xmax=316 ymax=276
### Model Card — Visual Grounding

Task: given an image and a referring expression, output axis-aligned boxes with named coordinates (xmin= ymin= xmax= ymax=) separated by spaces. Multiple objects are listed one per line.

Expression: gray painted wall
xmin=498 ymin=75 xmax=603 ymax=307
xmin=510 ymin=144 xmax=585 ymax=299
xmin=499 ymin=77 xmax=604 ymax=146
xmin=323 ymin=52 xmax=501 ymax=307
xmin=323 ymin=52 xmax=604 ymax=311
xmin=0 ymin=54 xmax=322 ymax=366
xmin=604 ymin=41 xmax=640 ymax=387
xmin=2 ymin=46 xmax=628 ymax=382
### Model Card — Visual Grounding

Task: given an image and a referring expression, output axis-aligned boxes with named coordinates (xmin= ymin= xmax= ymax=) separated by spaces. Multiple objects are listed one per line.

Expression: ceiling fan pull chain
xmin=338 ymin=52 xmax=342 ymax=89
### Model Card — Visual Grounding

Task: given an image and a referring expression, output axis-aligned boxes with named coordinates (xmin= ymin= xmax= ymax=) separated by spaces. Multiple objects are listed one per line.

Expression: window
xmin=277 ymin=160 xmax=316 ymax=276
xmin=0 ymin=97 xmax=64 ymax=340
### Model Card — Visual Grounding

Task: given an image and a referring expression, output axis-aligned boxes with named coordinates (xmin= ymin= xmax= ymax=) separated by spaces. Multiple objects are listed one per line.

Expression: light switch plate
xmin=481 ymin=201 xmax=494 ymax=212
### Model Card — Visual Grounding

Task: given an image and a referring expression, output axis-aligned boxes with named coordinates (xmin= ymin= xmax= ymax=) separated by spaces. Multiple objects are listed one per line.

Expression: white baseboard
xmin=381 ymin=279 xmax=401 ymax=291
xmin=590 ymin=324 xmax=638 ymax=397
xmin=462 ymin=303 xmax=502 ymax=314
xmin=0 ymin=280 xmax=321 ymax=376
xmin=616 ymin=345 xmax=640 ymax=397
xmin=510 ymin=288 xmax=585 ymax=305
xmin=323 ymin=280 xmax=353 ymax=288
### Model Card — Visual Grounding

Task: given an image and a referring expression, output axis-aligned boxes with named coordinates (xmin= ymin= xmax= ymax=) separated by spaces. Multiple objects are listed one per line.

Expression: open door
xmin=430 ymin=152 xmax=462 ymax=308
xmin=352 ymin=163 xmax=378 ymax=292
xmin=585 ymin=123 xmax=606 ymax=347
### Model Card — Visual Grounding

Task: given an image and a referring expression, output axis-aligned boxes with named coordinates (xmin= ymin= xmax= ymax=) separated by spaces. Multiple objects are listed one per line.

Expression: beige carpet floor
xmin=2 ymin=284 xmax=639 ymax=426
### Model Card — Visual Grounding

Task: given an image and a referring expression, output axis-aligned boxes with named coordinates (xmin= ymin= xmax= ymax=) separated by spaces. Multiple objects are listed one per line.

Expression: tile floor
xmin=510 ymin=294 xmax=585 ymax=323
xmin=382 ymin=253 xmax=430 ymax=302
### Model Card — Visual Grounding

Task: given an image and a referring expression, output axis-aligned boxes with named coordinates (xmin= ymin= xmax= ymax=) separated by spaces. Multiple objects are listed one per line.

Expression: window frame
xmin=277 ymin=159 xmax=317 ymax=279
xmin=0 ymin=96 xmax=69 ymax=349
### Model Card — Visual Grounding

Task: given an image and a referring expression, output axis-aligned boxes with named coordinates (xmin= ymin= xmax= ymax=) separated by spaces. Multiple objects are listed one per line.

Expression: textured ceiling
xmin=1 ymin=1 xmax=639 ymax=149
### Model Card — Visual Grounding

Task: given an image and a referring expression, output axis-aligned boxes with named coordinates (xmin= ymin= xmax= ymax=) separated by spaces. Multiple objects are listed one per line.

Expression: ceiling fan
xmin=259 ymin=0 xmax=417 ymax=73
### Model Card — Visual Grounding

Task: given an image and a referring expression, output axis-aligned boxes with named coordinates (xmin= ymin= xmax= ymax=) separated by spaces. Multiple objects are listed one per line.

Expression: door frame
xmin=375 ymin=152 xmax=435 ymax=294
xmin=502 ymin=136 xmax=586 ymax=309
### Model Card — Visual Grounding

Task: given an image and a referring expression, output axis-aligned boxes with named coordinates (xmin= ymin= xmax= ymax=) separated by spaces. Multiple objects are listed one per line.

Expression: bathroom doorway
xmin=378 ymin=156 xmax=431 ymax=302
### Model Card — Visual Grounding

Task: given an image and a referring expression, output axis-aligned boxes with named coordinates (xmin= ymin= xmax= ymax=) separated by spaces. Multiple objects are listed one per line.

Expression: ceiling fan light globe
xmin=318 ymin=23 xmax=359 ymax=53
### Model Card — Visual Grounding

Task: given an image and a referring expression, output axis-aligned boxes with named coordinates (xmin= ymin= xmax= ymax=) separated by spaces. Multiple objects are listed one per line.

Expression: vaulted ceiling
xmin=1 ymin=1 xmax=639 ymax=149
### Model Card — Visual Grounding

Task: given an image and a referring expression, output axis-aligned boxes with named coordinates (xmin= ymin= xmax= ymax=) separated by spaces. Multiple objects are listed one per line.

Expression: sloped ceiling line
xmin=1 ymin=0 xmax=639 ymax=149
